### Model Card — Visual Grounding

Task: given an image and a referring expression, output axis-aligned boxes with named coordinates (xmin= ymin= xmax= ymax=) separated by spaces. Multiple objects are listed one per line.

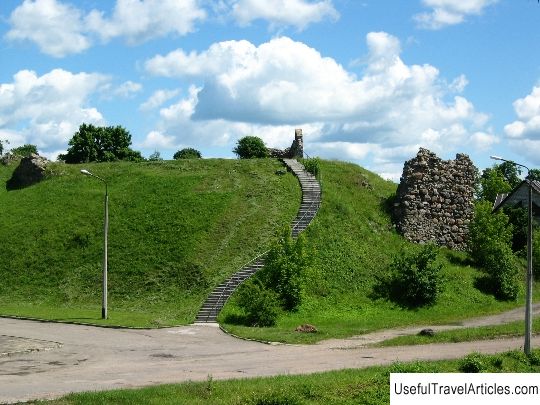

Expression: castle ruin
xmin=393 ymin=148 xmax=477 ymax=251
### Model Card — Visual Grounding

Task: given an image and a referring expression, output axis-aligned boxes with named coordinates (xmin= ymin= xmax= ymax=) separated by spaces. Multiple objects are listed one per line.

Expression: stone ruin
xmin=6 ymin=153 xmax=50 ymax=190
xmin=393 ymin=148 xmax=477 ymax=251
xmin=268 ymin=128 xmax=304 ymax=158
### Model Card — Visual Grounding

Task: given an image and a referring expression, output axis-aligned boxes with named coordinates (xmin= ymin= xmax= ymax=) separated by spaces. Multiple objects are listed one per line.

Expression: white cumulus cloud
xmin=5 ymin=0 xmax=207 ymax=57
xmin=504 ymin=86 xmax=540 ymax=165
xmin=139 ymin=89 xmax=181 ymax=111
xmin=414 ymin=0 xmax=498 ymax=30
xmin=85 ymin=0 xmax=206 ymax=44
xmin=0 ymin=68 xmax=107 ymax=152
xmin=143 ymin=33 xmax=494 ymax=176
xmin=230 ymin=0 xmax=338 ymax=30
xmin=5 ymin=0 xmax=91 ymax=57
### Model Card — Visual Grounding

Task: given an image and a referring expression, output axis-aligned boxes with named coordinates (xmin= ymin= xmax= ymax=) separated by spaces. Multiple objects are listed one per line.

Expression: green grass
xmin=0 ymin=159 xmax=300 ymax=326
xmin=2 ymin=157 xmax=538 ymax=335
xmin=36 ymin=349 xmax=540 ymax=404
xmin=220 ymin=160 xmax=540 ymax=343
xmin=376 ymin=318 xmax=540 ymax=347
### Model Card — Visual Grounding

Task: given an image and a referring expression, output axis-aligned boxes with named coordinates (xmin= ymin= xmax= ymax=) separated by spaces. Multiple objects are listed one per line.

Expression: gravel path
xmin=1 ymin=305 xmax=539 ymax=404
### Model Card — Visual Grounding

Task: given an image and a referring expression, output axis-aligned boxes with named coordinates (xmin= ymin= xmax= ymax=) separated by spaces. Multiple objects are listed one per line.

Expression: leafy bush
xmin=11 ymin=144 xmax=38 ymax=157
xmin=303 ymin=157 xmax=320 ymax=177
xmin=376 ymin=244 xmax=443 ymax=308
xmin=148 ymin=151 xmax=163 ymax=161
xmin=233 ymin=136 xmax=268 ymax=159
xmin=532 ymin=231 xmax=540 ymax=278
xmin=259 ymin=230 xmax=309 ymax=311
xmin=482 ymin=242 xmax=520 ymax=301
xmin=237 ymin=280 xmax=281 ymax=327
xmin=469 ymin=201 xmax=520 ymax=301
xmin=174 ymin=148 xmax=202 ymax=159
xmin=459 ymin=353 xmax=487 ymax=373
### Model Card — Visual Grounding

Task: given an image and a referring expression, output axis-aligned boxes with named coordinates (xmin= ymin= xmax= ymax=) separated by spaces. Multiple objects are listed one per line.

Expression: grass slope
xmin=0 ymin=159 xmax=300 ymax=326
xmin=220 ymin=160 xmax=539 ymax=343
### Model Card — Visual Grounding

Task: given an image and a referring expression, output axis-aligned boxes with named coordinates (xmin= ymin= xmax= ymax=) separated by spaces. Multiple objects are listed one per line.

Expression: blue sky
xmin=1 ymin=0 xmax=540 ymax=180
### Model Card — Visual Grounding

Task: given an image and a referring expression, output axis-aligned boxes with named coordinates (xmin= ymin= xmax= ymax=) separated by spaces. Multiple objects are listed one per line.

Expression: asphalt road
xmin=1 ymin=308 xmax=540 ymax=404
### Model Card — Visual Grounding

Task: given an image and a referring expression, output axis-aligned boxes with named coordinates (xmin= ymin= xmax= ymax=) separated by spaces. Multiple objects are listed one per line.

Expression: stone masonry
xmin=268 ymin=129 xmax=304 ymax=158
xmin=393 ymin=148 xmax=477 ymax=250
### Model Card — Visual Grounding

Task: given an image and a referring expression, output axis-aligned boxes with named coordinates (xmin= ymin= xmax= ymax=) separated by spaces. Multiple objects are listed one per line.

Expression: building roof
xmin=493 ymin=180 xmax=540 ymax=212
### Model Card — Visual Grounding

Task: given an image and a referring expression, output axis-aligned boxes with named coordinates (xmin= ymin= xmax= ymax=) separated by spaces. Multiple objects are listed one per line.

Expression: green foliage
xmin=469 ymin=201 xmax=520 ymax=301
xmin=469 ymin=201 xmax=513 ymax=267
xmin=459 ymin=353 xmax=487 ymax=373
xmin=533 ymin=231 xmax=540 ymax=277
xmin=11 ymin=144 xmax=38 ymax=157
xmin=377 ymin=244 xmax=443 ymax=308
xmin=302 ymin=157 xmax=320 ymax=177
xmin=174 ymin=148 xmax=202 ymax=159
xmin=478 ymin=167 xmax=512 ymax=202
xmin=237 ymin=280 xmax=281 ymax=327
xmin=59 ymin=123 xmax=144 ymax=163
xmin=527 ymin=168 xmax=540 ymax=181
xmin=148 ymin=151 xmax=163 ymax=161
xmin=233 ymin=136 xmax=268 ymax=159
xmin=261 ymin=229 xmax=309 ymax=311
xmin=0 ymin=139 xmax=3 ymax=155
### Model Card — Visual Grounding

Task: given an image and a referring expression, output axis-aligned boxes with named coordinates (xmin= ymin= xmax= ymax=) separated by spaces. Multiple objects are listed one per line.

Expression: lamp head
xmin=80 ymin=169 xmax=92 ymax=176
xmin=490 ymin=155 xmax=504 ymax=161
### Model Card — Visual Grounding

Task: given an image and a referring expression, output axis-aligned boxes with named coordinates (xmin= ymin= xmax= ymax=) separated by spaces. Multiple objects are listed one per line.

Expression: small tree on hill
xmin=148 ymin=151 xmax=163 ymax=161
xmin=233 ymin=136 xmax=268 ymax=159
xmin=11 ymin=144 xmax=38 ymax=157
xmin=469 ymin=201 xmax=520 ymax=301
xmin=173 ymin=148 xmax=202 ymax=159
xmin=59 ymin=123 xmax=144 ymax=163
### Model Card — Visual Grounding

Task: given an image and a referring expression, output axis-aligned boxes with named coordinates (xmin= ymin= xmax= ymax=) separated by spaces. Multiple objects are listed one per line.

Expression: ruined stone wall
xmin=268 ymin=129 xmax=304 ymax=159
xmin=393 ymin=148 xmax=477 ymax=251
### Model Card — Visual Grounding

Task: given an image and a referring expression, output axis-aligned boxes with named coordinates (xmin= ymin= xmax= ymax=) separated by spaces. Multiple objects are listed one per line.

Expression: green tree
xmin=233 ymin=136 xmax=268 ymax=159
xmin=173 ymin=148 xmax=202 ymax=159
xmin=478 ymin=162 xmax=522 ymax=203
xmin=148 ymin=151 xmax=163 ymax=161
xmin=0 ymin=140 xmax=4 ymax=155
xmin=527 ymin=168 xmax=540 ymax=181
xmin=478 ymin=167 xmax=512 ymax=202
xmin=469 ymin=201 xmax=520 ymax=300
xmin=59 ymin=123 xmax=143 ymax=163
xmin=11 ymin=144 xmax=38 ymax=157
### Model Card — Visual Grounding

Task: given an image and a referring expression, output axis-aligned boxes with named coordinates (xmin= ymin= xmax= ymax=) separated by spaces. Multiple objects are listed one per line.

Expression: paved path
xmin=1 ymin=306 xmax=540 ymax=403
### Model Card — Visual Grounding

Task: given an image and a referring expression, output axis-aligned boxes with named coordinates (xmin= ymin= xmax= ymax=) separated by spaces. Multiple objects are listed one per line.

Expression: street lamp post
xmin=81 ymin=169 xmax=108 ymax=320
xmin=490 ymin=156 xmax=533 ymax=355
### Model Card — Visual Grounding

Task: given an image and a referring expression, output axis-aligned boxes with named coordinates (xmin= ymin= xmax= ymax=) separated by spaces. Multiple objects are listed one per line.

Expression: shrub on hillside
xmin=11 ymin=144 xmax=38 ymax=157
xmin=303 ymin=157 xmax=320 ymax=177
xmin=469 ymin=201 xmax=520 ymax=301
xmin=148 ymin=151 xmax=163 ymax=161
xmin=173 ymin=148 xmax=202 ymax=159
xmin=233 ymin=136 xmax=268 ymax=159
xmin=375 ymin=244 xmax=443 ymax=308
xmin=237 ymin=280 xmax=281 ymax=327
xmin=259 ymin=229 xmax=309 ymax=311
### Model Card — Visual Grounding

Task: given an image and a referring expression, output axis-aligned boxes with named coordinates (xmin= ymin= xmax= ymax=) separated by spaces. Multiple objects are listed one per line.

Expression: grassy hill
xmin=0 ymin=158 xmax=300 ymax=326
xmin=0 ymin=157 xmax=537 ymax=334
xmin=220 ymin=160 xmax=539 ymax=343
